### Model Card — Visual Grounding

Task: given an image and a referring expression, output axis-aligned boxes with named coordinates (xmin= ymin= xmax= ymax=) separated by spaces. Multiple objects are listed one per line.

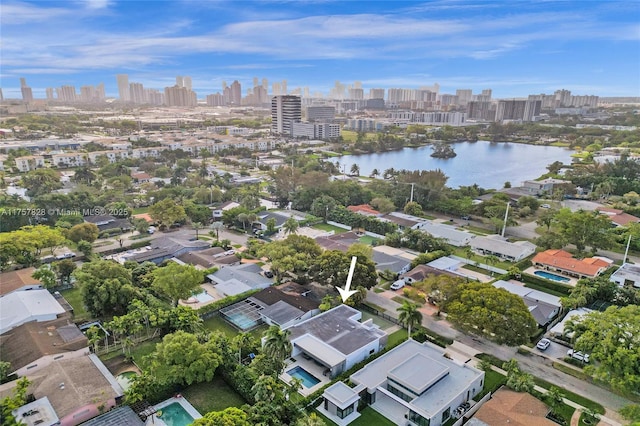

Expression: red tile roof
xmin=532 ymin=249 xmax=609 ymax=277
xmin=596 ymin=207 xmax=640 ymax=227
xmin=347 ymin=204 xmax=381 ymax=216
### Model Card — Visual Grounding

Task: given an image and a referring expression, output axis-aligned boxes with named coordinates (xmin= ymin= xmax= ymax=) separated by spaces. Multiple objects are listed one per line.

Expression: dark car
xmin=264 ymin=271 xmax=274 ymax=278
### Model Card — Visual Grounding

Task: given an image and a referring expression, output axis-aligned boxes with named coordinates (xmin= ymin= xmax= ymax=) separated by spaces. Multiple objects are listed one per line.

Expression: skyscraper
xmin=271 ymin=95 xmax=301 ymax=135
xmin=20 ymin=77 xmax=33 ymax=102
xmin=229 ymin=80 xmax=241 ymax=105
xmin=117 ymin=74 xmax=130 ymax=102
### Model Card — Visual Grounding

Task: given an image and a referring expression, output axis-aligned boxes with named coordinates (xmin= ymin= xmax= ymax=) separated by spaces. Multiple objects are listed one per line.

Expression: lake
xmin=336 ymin=141 xmax=575 ymax=190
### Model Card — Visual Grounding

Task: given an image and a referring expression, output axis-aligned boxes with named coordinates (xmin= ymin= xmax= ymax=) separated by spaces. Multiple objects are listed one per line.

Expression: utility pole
xmin=410 ymin=183 xmax=415 ymax=203
xmin=623 ymin=233 xmax=632 ymax=264
xmin=501 ymin=202 xmax=510 ymax=238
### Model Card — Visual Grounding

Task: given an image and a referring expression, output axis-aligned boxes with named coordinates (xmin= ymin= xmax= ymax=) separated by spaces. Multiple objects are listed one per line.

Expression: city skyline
xmin=1 ymin=1 xmax=639 ymax=99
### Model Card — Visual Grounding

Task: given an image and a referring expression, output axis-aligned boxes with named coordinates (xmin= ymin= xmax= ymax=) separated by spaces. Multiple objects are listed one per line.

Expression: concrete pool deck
xmin=147 ymin=396 xmax=202 ymax=426
xmin=524 ymin=267 xmax=578 ymax=286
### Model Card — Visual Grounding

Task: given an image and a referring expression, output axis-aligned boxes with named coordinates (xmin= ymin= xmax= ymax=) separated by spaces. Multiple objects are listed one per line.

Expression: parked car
xmin=264 ymin=271 xmax=274 ymax=278
xmin=390 ymin=279 xmax=405 ymax=290
xmin=567 ymin=349 xmax=590 ymax=363
xmin=536 ymin=338 xmax=551 ymax=351
xmin=541 ymin=204 xmax=551 ymax=209
xmin=55 ymin=252 xmax=76 ymax=260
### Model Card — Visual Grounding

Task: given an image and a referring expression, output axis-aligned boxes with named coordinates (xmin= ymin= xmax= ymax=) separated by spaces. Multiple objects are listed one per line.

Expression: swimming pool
xmin=225 ymin=312 xmax=261 ymax=330
xmin=194 ymin=291 xmax=214 ymax=303
xmin=288 ymin=366 xmax=321 ymax=388
xmin=534 ymin=270 xmax=570 ymax=283
xmin=157 ymin=402 xmax=194 ymax=426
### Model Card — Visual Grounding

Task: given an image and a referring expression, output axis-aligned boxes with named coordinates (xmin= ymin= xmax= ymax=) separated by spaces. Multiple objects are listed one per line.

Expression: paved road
xmin=365 ymin=290 xmax=635 ymax=417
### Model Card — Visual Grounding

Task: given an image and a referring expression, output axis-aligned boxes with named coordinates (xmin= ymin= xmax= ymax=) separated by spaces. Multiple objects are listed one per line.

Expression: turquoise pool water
xmin=288 ymin=366 xmax=321 ymax=388
xmin=157 ymin=402 xmax=194 ymax=426
xmin=194 ymin=291 xmax=214 ymax=303
xmin=534 ymin=270 xmax=570 ymax=283
xmin=225 ymin=312 xmax=260 ymax=330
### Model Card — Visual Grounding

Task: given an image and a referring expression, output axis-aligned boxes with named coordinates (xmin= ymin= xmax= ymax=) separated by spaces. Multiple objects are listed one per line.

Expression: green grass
xmin=358 ymin=235 xmax=379 ymax=245
xmin=316 ymin=406 xmax=396 ymax=426
xmin=391 ymin=295 xmax=423 ymax=307
xmin=451 ymin=247 xmax=512 ymax=270
xmin=132 ymin=207 xmax=149 ymax=215
xmin=312 ymin=223 xmax=349 ymax=234
xmin=386 ymin=329 xmax=407 ymax=347
xmin=461 ymin=225 xmax=493 ymax=235
xmin=181 ymin=375 xmax=246 ymax=414
xmin=523 ymin=282 xmax=568 ymax=298
xmin=60 ymin=287 xmax=90 ymax=322
xmin=340 ymin=130 xmax=377 ymax=143
xmin=129 ymin=338 xmax=161 ymax=369
xmin=202 ymin=315 xmax=267 ymax=340
xmin=533 ymin=377 xmax=605 ymax=414
xmin=358 ymin=310 xmax=396 ymax=330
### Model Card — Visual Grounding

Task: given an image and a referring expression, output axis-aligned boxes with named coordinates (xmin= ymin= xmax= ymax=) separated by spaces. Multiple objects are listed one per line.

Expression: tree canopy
xmin=152 ymin=262 xmax=203 ymax=306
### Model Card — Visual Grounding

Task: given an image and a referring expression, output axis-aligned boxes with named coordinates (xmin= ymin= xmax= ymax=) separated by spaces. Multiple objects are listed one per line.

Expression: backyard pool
xmin=288 ymin=366 xmax=321 ymax=388
xmin=225 ymin=312 xmax=261 ymax=330
xmin=156 ymin=402 xmax=194 ymax=426
xmin=194 ymin=291 xmax=214 ymax=303
xmin=115 ymin=371 xmax=137 ymax=391
xmin=534 ymin=270 xmax=570 ymax=283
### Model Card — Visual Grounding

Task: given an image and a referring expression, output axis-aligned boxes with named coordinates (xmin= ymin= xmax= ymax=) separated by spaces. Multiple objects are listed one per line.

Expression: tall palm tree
xmin=192 ymin=222 xmax=203 ymax=239
xmin=262 ymin=325 xmax=292 ymax=370
xmin=295 ymin=413 xmax=326 ymax=426
xmin=397 ymin=301 xmax=422 ymax=338
xmin=282 ymin=216 xmax=299 ymax=235
xmin=234 ymin=332 xmax=254 ymax=364
xmin=210 ymin=221 xmax=224 ymax=242
xmin=370 ymin=168 xmax=380 ymax=179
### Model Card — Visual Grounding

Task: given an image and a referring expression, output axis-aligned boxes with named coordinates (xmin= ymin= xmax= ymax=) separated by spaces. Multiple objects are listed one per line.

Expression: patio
xmin=524 ymin=266 xmax=578 ymax=286
xmin=281 ymin=355 xmax=332 ymax=397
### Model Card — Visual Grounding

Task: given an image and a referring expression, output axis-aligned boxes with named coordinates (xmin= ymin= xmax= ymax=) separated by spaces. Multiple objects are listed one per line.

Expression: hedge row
xmin=413 ymin=326 xmax=454 ymax=348
xmin=521 ymin=273 xmax=572 ymax=296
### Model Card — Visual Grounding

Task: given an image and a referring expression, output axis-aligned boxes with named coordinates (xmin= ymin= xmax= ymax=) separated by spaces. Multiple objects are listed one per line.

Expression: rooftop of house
xmin=470 ymin=235 xmax=536 ymax=257
xmin=493 ymin=280 xmax=561 ymax=326
xmin=176 ymin=247 xmax=238 ymax=269
xmin=0 ymin=289 xmax=66 ymax=334
xmin=286 ymin=304 xmax=385 ymax=358
xmin=532 ymin=249 xmax=611 ymax=276
xmin=596 ymin=207 xmax=640 ymax=227
xmin=350 ymin=339 xmax=483 ymax=419
xmin=0 ymin=267 xmax=41 ymax=296
xmin=610 ymin=263 xmax=640 ymax=283
xmin=471 ymin=388 xmax=556 ymax=426
xmin=401 ymin=264 xmax=459 ymax=281
xmin=129 ymin=236 xmax=210 ymax=263
xmin=252 ymin=287 xmax=319 ymax=313
xmin=79 ymin=406 xmax=144 ymax=426
xmin=0 ymin=314 xmax=88 ymax=372
xmin=347 ymin=204 xmax=381 ymax=216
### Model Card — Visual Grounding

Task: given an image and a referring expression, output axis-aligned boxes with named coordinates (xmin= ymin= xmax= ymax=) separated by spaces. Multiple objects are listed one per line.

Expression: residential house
xmin=380 ymin=212 xmax=426 ymax=230
xmin=87 ymin=150 xmax=129 ymax=165
xmin=0 ymin=355 xmax=123 ymax=426
xmin=0 ymin=267 xmax=43 ymax=296
xmin=285 ymin=305 xmax=386 ymax=379
xmin=131 ymin=146 xmax=166 ymax=159
xmin=522 ymin=178 xmax=572 ymax=196
xmin=372 ymin=248 xmax=412 ymax=276
xmin=320 ymin=339 xmax=484 ymax=426
xmin=596 ymin=207 xmax=640 ymax=227
xmin=50 ymin=152 xmax=87 ymax=168
xmin=128 ymin=236 xmax=210 ymax=264
xmin=131 ymin=171 xmax=151 ymax=183
xmin=84 ymin=214 xmax=132 ymax=233
xmin=175 ymin=247 xmax=240 ymax=270
xmin=315 ymin=231 xmax=360 ymax=252
xmin=253 ymin=287 xmax=320 ymax=328
xmin=470 ymin=235 xmax=536 ymax=262
xmin=400 ymin=264 xmax=459 ymax=285
xmin=207 ymin=263 xmax=273 ymax=297
xmin=77 ymin=406 xmax=144 ymax=426
xmin=0 ymin=314 xmax=89 ymax=376
xmin=548 ymin=308 xmax=594 ymax=338
xmin=212 ymin=200 xmax=241 ymax=220
xmin=253 ymin=210 xmax=306 ymax=231
xmin=531 ymin=249 xmax=611 ymax=279
xmin=347 ymin=205 xmax=381 ymax=217
xmin=413 ymin=221 xmax=475 ymax=247
xmin=610 ymin=263 xmax=640 ymax=288
xmin=15 ymin=155 xmax=45 ymax=172
xmin=469 ymin=388 xmax=557 ymax=426
xmin=0 ymin=289 xmax=66 ymax=334
xmin=493 ymin=280 xmax=562 ymax=327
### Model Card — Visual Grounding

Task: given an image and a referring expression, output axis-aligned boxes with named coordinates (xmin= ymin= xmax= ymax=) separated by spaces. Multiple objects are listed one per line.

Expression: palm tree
xmin=192 ymin=222 xmax=203 ymax=239
xmin=210 ymin=221 xmax=224 ymax=242
xmin=237 ymin=213 xmax=249 ymax=231
xmin=397 ymin=301 xmax=422 ymax=338
xmin=369 ymin=168 xmax=380 ymax=179
xmin=233 ymin=332 xmax=254 ymax=364
xmin=282 ymin=216 xmax=299 ymax=235
xmin=350 ymin=163 xmax=360 ymax=177
xmin=545 ymin=386 xmax=565 ymax=417
xmin=295 ymin=413 xmax=325 ymax=426
xmin=262 ymin=325 xmax=292 ymax=371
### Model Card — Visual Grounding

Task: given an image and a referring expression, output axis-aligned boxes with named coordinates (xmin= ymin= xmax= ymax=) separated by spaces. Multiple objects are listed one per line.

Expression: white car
xmin=567 ymin=349 xmax=590 ymax=363
xmin=541 ymin=203 xmax=551 ymax=209
xmin=55 ymin=252 xmax=76 ymax=260
xmin=536 ymin=338 xmax=551 ymax=351
xmin=390 ymin=279 xmax=405 ymax=290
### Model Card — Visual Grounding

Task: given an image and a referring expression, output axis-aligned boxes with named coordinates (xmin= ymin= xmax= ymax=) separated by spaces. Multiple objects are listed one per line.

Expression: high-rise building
xmin=456 ymin=89 xmax=473 ymax=107
xmin=0 ymin=88 xmax=4 ymax=102
xmin=229 ymin=80 xmax=241 ymax=105
xmin=46 ymin=88 xmax=54 ymax=101
xmin=56 ymin=85 xmax=77 ymax=102
xmin=306 ymin=106 xmax=335 ymax=122
xmin=130 ymin=82 xmax=146 ymax=104
xmin=183 ymin=76 xmax=192 ymax=91
xmin=20 ymin=77 xmax=33 ymax=102
xmin=369 ymin=88 xmax=385 ymax=99
xmin=117 ymin=74 xmax=130 ymax=102
xmin=271 ymin=95 xmax=301 ymax=135
xmin=164 ymin=85 xmax=197 ymax=107
xmin=262 ymin=78 xmax=268 ymax=92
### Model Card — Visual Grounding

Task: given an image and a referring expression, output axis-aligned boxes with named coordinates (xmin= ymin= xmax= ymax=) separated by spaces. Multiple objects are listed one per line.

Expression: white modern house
xmin=320 ymin=339 xmax=485 ymax=426
xmin=414 ymin=221 xmax=475 ymax=247
xmin=284 ymin=305 xmax=387 ymax=379
xmin=610 ymin=263 xmax=640 ymax=288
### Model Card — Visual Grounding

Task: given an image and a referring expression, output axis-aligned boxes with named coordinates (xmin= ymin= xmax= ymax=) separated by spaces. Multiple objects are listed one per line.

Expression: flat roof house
xmin=610 ymin=263 xmax=640 ymax=289
xmin=320 ymin=339 xmax=484 ymax=426
xmin=207 ymin=263 xmax=273 ymax=297
xmin=413 ymin=221 xmax=475 ymax=247
xmin=284 ymin=305 xmax=386 ymax=379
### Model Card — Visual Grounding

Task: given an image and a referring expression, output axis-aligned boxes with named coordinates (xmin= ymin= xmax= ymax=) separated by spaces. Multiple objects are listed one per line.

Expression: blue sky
xmin=1 ymin=0 xmax=639 ymax=99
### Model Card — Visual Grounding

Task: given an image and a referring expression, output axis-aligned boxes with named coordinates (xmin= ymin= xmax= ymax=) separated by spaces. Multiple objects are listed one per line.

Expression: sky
xmin=1 ymin=0 xmax=639 ymax=100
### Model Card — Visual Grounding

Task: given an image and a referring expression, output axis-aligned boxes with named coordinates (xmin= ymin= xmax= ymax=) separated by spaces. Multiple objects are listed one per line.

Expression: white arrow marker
xmin=336 ymin=256 xmax=358 ymax=303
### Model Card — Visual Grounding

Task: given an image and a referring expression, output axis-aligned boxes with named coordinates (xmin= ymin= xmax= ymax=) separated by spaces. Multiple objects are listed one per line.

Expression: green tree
xmin=192 ymin=222 xmax=203 ymax=239
xmin=536 ymin=208 xmax=557 ymax=231
xmin=266 ymin=217 xmax=277 ymax=234
xmin=446 ymin=283 xmax=537 ymax=345
xmin=619 ymin=404 xmax=640 ymax=424
xmin=68 ymin=222 xmax=100 ymax=243
xmin=554 ymin=208 xmax=614 ymax=254
xmin=350 ymin=163 xmax=360 ymax=176
xmin=149 ymin=198 xmax=187 ymax=229
xmin=309 ymin=249 xmax=378 ymax=289
xmin=148 ymin=331 xmax=221 ymax=386
xmin=295 ymin=413 xmax=325 ymax=426
xmin=192 ymin=407 xmax=251 ymax=426
xmin=53 ymin=259 xmax=76 ymax=285
xmin=132 ymin=218 xmax=150 ymax=234
xmin=21 ymin=168 xmax=62 ymax=197
xmin=545 ymin=386 xmax=565 ymax=418
xmin=77 ymin=240 xmax=93 ymax=258
xmin=209 ymin=221 xmax=224 ymax=242
xmin=567 ymin=305 xmax=640 ymax=393
xmin=152 ymin=262 xmax=203 ymax=306
xmin=397 ymin=301 xmax=422 ymax=338
xmin=0 ymin=361 xmax=11 ymax=382
xmin=0 ymin=377 xmax=30 ymax=426
xmin=74 ymin=260 xmax=141 ymax=317
xmin=369 ymin=197 xmax=395 ymax=214
xmin=262 ymin=326 xmax=292 ymax=373
xmin=404 ymin=201 xmax=423 ymax=216
xmin=32 ymin=265 xmax=57 ymax=288
xmin=282 ymin=216 xmax=299 ymax=235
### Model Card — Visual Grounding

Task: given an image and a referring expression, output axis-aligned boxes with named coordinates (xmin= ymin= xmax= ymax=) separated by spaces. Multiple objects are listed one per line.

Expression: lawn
xmin=532 ymin=377 xmax=605 ymax=414
xmin=312 ymin=223 xmax=348 ymax=234
xmin=358 ymin=235 xmax=380 ymax=245
xmin=386 ymin=329 xmax=407 ymax=347
xmin=340 ymin=130 xmax=377 ymax=143
xmin=181 ymin=375 xmax=246 ymax=414
xmin=202 ymin=315 xmax=267 ymax=340
xmin=132 ymin=207 xmax=149 ymax=215
xmin=129 ymin=338 xmax=162 ymax=370
xmin=316 ymin=406 xmax=396 ymax=426
xmin=358 ymin=310 xmax=396 ymax=330
xmin=60 ymin=287 xmax=90 ymax=322
xmin=475 ymin=369 xmax=507 ymax=400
